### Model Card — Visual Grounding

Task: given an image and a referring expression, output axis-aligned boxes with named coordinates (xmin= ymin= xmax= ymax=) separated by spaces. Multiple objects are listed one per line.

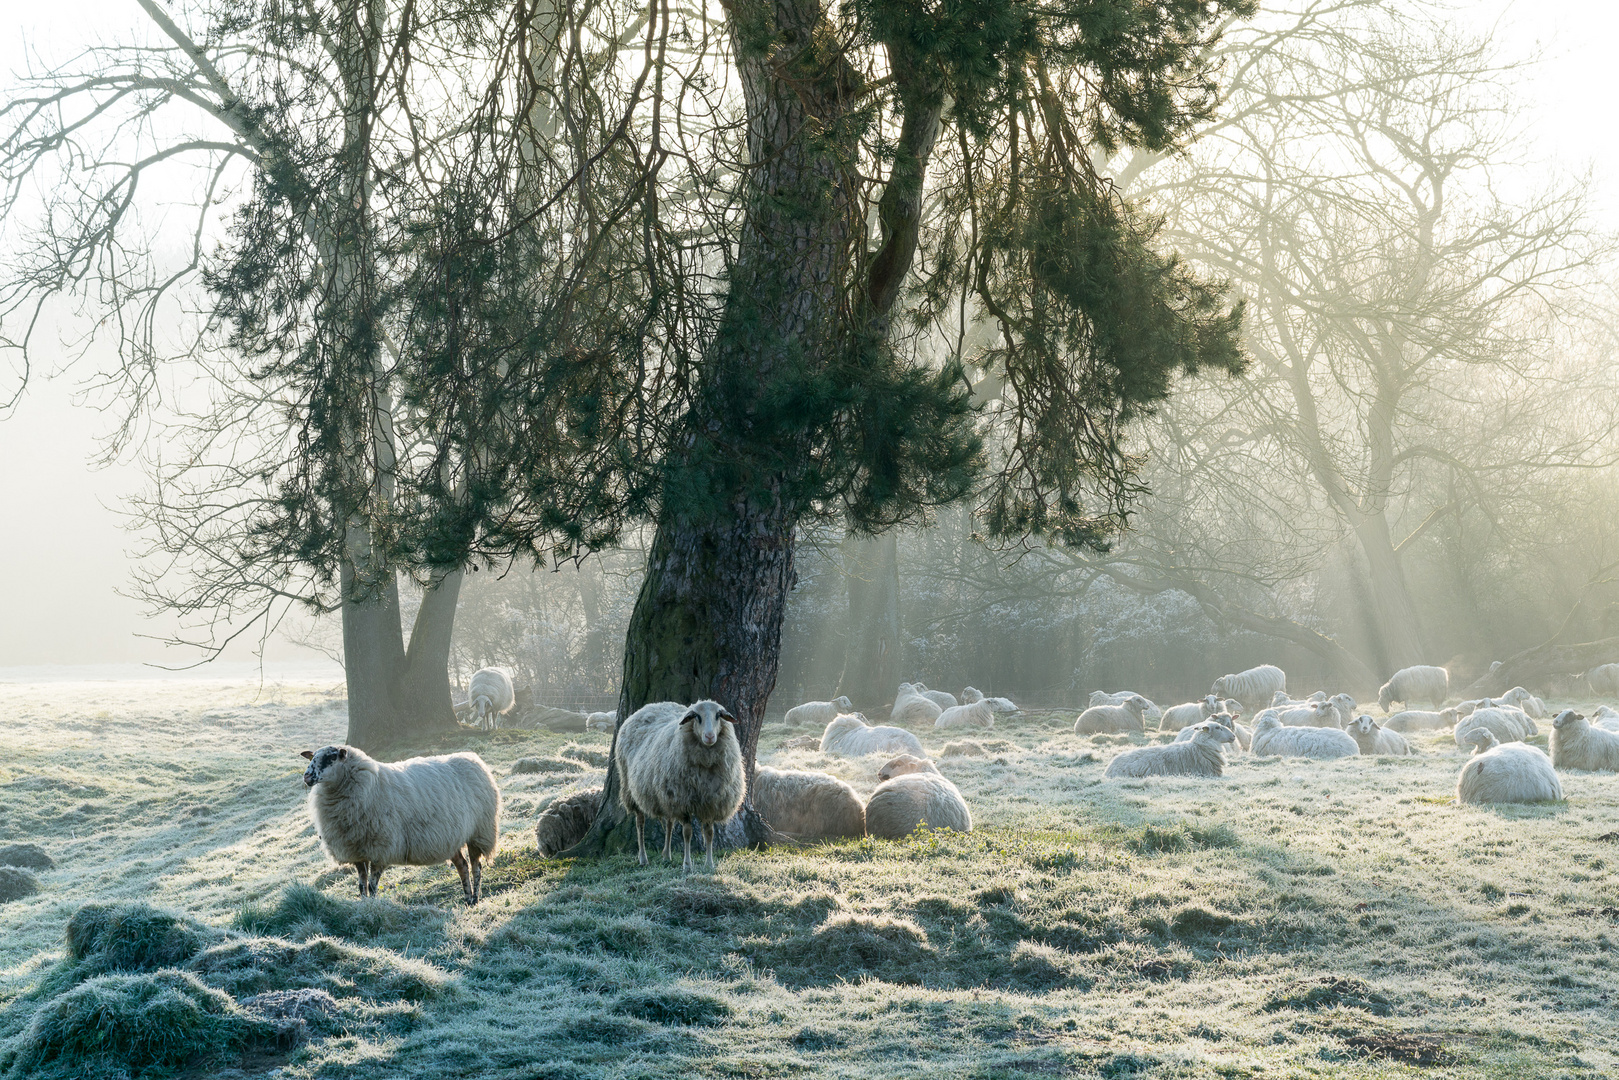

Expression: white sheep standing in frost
xmin=891 ymin=683 xmax=943 ymax=725
xmin=1211 ymin=665 xmax=1287 ymax=710
xmin=616 ymin=700 xmax=745 ymax=873
xmin=1346 ymin=714 xmax=1412 ymax=756
xmin=865 ymin=771 xmax=971 ymax=838
xmin=753 ymin=766 xmax=866 ymax=839
xmin=784 ymin=696 xmax=854 ymax=727
xmin=934 ymin=699 xmax=995 ymax=731
xmin=1456 ymin=730 xmax=1562 ymax=804
xmin=468 ymin=667 xmax=516 ymax=730
xmin=819 ymin=713 xmax=926 ymax=759
xmin=1175 ymin=710 xmax=1251 ymax=751
xmin=1249 ymin=716 xmax=1358 ymax=760
xmin=1498 ymin=686 xmax=1545 ymax=720
xmin=1075 ymin=695 xmax=1149 ymax=735
xmin=1382 ymin=707 xmax=1458 ymax=733
xmin=301 ymin=745 xmax=501 ymax=903
xmin=1549 ymin=709 xmax=1619 ymax=772
xmin=1586 ymin=663 xmax=1619 ymax=697
xmin=1107 ymin=721 xmax=1235 ymax=778
xmin=1088 ymin=690 xmax=1161 ymax=726
xmin=1377 ymin=665 xmax=1449 ymax=712
xmin=962 ymin=686 xmax=1021 ymax=715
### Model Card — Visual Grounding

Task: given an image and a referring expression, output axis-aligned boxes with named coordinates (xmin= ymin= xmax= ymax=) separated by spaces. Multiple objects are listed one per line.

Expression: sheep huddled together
xmin=1090 ymin=690 xmax=1162 ymax=726
xmin=962 ymin=687 xmax=1020 ymax=714
xmin=616 ymin=700 xmax=745 ymax=873
xmin=302 ymin=745 xmax=501 ymax=903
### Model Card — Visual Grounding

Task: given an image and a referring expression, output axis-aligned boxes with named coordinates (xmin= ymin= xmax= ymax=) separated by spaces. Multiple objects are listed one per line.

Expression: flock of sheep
xmin=296 ymin=660 xmax=1619 ymax=905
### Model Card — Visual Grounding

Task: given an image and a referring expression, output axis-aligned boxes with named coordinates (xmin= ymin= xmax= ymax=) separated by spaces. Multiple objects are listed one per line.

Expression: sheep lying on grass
xmin=1550 ymin=709 xmax=1619 ymax=772
xmin=1174 ymin=710 xmax=1250 ymax=751
xmin=865 ymin=771 xmax=971 ymax=838
xmin=1329 ymin=693 xmax=1358 ymax=727
xmin=1089 ymin=690 xmax=1161 ymax=725
xmin=963 ymin=687 xmax=1020 ymax=714
xmin=1586 ymin=663 xmax=1619 ymax=697
xmin=616 ymin=700 xmax=745 ymax=873
xmin=468 ymin=667 xmax=516 ymax=730
xmin=891 ymin=684 xmax=943 ymax=725
xmin=1382 ymin=708 xmax=1458 ymax=732
xmin=820 ymin=713 xmax=925 ymax=759
xmin=1249 ymin=716 xmax=1358 ymax=760
xmin=1158 ymin=697 xmax=1216 ymax=733
xmin=934 ymin=699 xmax=994 ymax=731
xmin=1075 ymin=695 xmax=1149 ymax=735
xmin=1454 ymin=706 xmax=1534 ymax=749
xmin=1499 ymin=686 xmax=1545 ymax=719
xmin=534 ymin=788 xmax=603 ymax=857
xmin=301 ymin=745 xmax=501 ymax=904
xmin=586 ymin=711 xmax=617 ymax=733
xmin=1106 ymin=721 xmax=1234 ymax=778
xmin=1457 ymin=731 xmax=1562 ymax=804
xmin=1378 ymin=665 xmax=1449 ymax=711
xmin=784 ymin=697 xmax=854 ymax=727
xmin=1257 ymin=701 xmax=1339 ymax=728
xmin=753 ymin=766 xmax=866 ymax=840
xmin=877 ymin=754 xmax=938 ymax=781
xmin=1347 ymin=715 xmax=1412 ymax=756
xmin=913 ymin=684 xmax=959 ymax=711
xmin=1212 ymin=665 xmax=1286 ymax=710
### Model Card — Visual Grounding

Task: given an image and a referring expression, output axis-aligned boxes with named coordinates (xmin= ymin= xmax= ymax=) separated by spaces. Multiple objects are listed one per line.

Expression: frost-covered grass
xmin=1 ymin=679 xmax=1617 ymax=1078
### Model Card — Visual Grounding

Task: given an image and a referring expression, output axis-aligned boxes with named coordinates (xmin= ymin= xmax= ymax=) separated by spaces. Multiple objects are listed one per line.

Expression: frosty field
xmin=0 ymin=677 xmax=1616 ymax=1079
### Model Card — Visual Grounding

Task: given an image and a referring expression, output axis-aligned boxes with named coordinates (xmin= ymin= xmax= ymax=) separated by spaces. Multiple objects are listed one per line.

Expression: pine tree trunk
xmin=837 ymin=531 xmax=900 ymax=711
xmin=340 ymin=558 xmax=409 ymax=750
xmin=399 ymin=567 xmax=464 ymax=733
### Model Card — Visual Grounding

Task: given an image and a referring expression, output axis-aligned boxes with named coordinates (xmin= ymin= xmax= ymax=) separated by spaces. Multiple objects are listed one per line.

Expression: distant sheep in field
xmin=468 ymin=667 xmax=516 ymax=730
xmin=1211 ymin=665 xmax=1287 ymax=709
xmin=1347 ymin=715 xmax=1412 ymax=756
xmin=784 ymin=696 xmax=854 ymax=727
xmin=1456 ymin=734 xmax=1562 ymax=804
xmin=865 ymin=772 xmax=971 ymax=839
xmin=1382 ymin=707 xmax=1459 ymax=733
xmin=1107 ymin=721 xmax=1234 ymax=778
xmin=878 ymin=754 xmax=939 ymax=781
xmin=962 ymin=687 xmax=1021 ymax=715
xmin=1550 ymin=710 xmax=1619 ymax=772
xmin=1075 ymin=695 xmax=1149 ymax=735
xmin=586 ymin=711 xmax=617 ymax=733
xmin=616 ymin=700 xmax=745 ymax=873
xmin=534 ymin=788 xmax=603 ymax=857
xmin=1498 ymin=687 xmax=1545 ymax=720
xmin=934 ymin=699 xmax=995 ymax=731
xmin=1586 ymin=663 xmax=1619 ymax=697
xmin=1089 ymin=690 xmax=1161 ymax=725
xmin=1250 ymin=716 xmax=1358 ymax=760
xmin=753 ymin=766 xmax=866 ymax=840
xmin=912 ymin=684 xmax=959 ymax=711
xmin=820 ymin=713 xmax=926 ymax=759
xmin=1175 ymin=710 xmax=1250 ymax=750
xmin=1377 ymin=665 xmax=1449 ymax=711
xmin=1594 ymin=706 xmax=1619 ymax=733
xmin=892 ymin=684 xmax=943 ymax=725
xmin=301 ymin=745 xmax=501 ymax=904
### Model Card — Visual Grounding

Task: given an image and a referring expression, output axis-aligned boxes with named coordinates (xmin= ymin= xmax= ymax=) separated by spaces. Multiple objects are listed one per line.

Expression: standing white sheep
xmin=1249 ymin=716 xmax=1358 ymax=760
xmin=1377 ymin=666 xmax=1449 ymax=711
xmin=934 ymin=699 xmax=995 ymax=731
xmin=753 ymin=766 xmax=866 ymax=839
xmin=891 ymin=683 xmax=944 ymax=725
xmin=301 ymin=745 xmax=501 ymax=904
xmin=819 ymin=713 xmax=926 ymax=759
xmin=1346 ymin=715 xmax=1412 ymax=756
xmin=1456 ymin=734 xmax=1562 ymax=804
xmin=1549 ymin=709 xmax=1619 ymax=772
xmin=1075 ymin=695 xmax=1149 ymax=735
xmin=1211 ymin=665 xmax=1287 ymax=710
xmin=865 ymin=772 xmax=972 ymax=838
xmin=1106 ymin=722 xmax=1235 ymax=778
xmin=616 ymin=700 xmax=745 ymax=873
xmin=784 ymin=696 xmax=855 ymax=727
xmin=1586 ymin=663 xmax=1619 ymax=697
xmin=468 ymin=667 xmax=516 ymax=730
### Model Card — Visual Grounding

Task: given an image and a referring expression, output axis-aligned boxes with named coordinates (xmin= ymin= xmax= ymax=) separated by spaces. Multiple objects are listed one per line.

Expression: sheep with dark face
xmin=301 ymin=745 xmax=501 ymax=904
xmin=616 ymin=700 xmax=745 ymax=873
xmin=468 ymin=667 xmax=516 ymax=730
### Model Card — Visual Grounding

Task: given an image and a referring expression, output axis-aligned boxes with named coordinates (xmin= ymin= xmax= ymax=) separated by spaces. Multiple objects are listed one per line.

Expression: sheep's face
xmin=1125 ymin=695 xmax=1149 ymax=717
xmin=879 ymin=754 xmax=937 ymax=781
xmin=1191 ymin=721 xmax=1236 ymax=745
xmin=1552 ymin=709 xmax=1584 ymax=730
xmin=300 ymin=745 xmax=348 ymax=787
xmin=1377 ymin=687 xmax=1394 ymax=712
xmin=1349 ymin=715 xmax=1378 ymax=736
xmin=1311 ymin=702 xmax=1337 ymax=724
xmin=682 ymin=700 xmax=735 ymax=747
xmin=1212 ymin=678 xmax=1228 ymax=697
xmin=1440 ymin=708 xmax=1459 ymax=724
xmin=834 ymin=696 xmax=854 ymax=711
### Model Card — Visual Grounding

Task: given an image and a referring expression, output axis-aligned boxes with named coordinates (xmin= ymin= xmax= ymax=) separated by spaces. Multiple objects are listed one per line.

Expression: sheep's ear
xmin=680 ymin=712 xmax=696 ymax=725
xmin=300 ymin=750 xmax=314 ymax=760
xmin=720 ymin=709 xmax=736 ymax=724
xmin=338 ymin=748 xmax=347 ymax=760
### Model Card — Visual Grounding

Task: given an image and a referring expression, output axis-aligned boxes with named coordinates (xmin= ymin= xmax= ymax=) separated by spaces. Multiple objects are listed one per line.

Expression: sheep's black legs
xmin=467 ymin=843 xmax=485 ymax=903
xmin=634 ymin=813 xmax=649 ymax=866
xmin=450 ymin=850 xmax=474 ymax=903
xmin=369 ymin=864 xmax=384 ymax=896
xmin=703 ymin=823 xmax=716 ymax=872
xmin=355 ymin=862 xmax=369 ymax=898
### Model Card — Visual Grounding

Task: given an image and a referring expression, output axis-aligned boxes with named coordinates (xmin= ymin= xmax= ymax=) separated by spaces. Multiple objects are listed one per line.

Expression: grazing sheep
xmin=1106 ymin=721 xmax=1234 ymax=778
xmin=1088 ymin=690 xmax=1161 ymax=725
xmin=784 ymin=696 xmax=855 ymax=728
xmin=301 ymin=745 xmax=501 ymax=904
xmin=468 ymin=667 xmax=516 ymax=730
xmin=1383 ymin=707 xmax=1459 ymax=733
xmin=912 ymin=684 xmax=960 ymax=711
xmin=1174 ymin=710 xmax=1251 ymax=751
xmin=1549 ymin=710 xmax=1619 ymax=772
xmin=1586 ymin=663 xmax=1619 ymax=697
xmin=934 ymin=699 xmax=995 ymax=731
xmin=1456 ymin=735 xmax=1562 ymax=804
xmin=586 ymin=711 xmax=617 ymax=733
xmin=1346 ymin=714 xmax=1412 ymax=756
xmin=820 ymin=713 xmax=926 ymax=759
xmin=1453 ymin=707 xmax=1533 ymax=749
xmin=534 ymin=788 xmax=603 ymax=857
xmin=1075 ymin=695 xmax=1149 ymax=735
xmin=1498 ymin=686 xmax=1545 ymax=720
xmin=878 ymin=754 xmax=939 ymax=781
xmin=753 ymin=766 xmax=866 ymax=840
xmin=616 ymin=700 xmax=746 ymax=873
xmin=1377 ymin=665 xmax=1449 ymax=711
xmin=865 ymin=772 xmax=971 ymax=838
xmin=891 ymin=683 xmax=943 ymax=725
xmin=1211 ymin=665 xmax=1287 ymax=709
xmin=1249 ymin=716 xmax=1358 ymax=760
xmin=1329 ymin=693 xmax=1358 ymax=728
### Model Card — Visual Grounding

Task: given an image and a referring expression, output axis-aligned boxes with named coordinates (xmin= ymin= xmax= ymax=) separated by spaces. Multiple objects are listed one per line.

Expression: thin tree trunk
xmin=837 ymin=531 xmax=900 ymax=710
xmin=399 ymin=567 xmax=465 ymax=733
xmin=340 ymin=558 xmax=408 ymax=749
xmin=1354 ymin=517 xmax=1427 ymax=673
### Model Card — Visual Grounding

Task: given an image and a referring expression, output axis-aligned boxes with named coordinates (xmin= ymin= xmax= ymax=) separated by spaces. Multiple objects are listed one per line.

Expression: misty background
xmin=3 ymin=0 xmax=1618 ymax=702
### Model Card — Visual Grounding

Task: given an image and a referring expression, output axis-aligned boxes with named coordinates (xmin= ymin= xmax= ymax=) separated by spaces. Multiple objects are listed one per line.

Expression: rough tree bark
xmin=837 ymin=532 xmax=901 ymax=711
